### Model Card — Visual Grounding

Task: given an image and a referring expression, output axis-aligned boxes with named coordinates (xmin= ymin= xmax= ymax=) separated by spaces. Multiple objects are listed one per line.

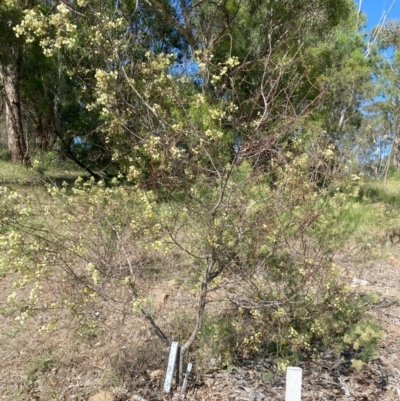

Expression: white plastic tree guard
xmin=285 ymin=367 xmax=302 ymax=401
xmin=164 ymin=341 xmax=179 ymax=393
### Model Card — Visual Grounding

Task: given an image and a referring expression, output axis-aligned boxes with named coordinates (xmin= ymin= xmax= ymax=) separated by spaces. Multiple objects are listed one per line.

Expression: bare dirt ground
xmin=1 ymin=243 xmax=400 ymax=401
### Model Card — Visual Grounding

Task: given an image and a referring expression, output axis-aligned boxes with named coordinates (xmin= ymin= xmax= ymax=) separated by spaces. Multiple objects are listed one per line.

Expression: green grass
xmin=333 ymin=177 xmax=400 ymax=246
xmin=360 ymin=178 xmax=400 ymax=208
xmin=342 ymin=201 xmax=386 ymax=238
xmin=0 ymin=159 xmax=88 ymax=189
xmin=0 ymin=161 xmax=34 ymax=183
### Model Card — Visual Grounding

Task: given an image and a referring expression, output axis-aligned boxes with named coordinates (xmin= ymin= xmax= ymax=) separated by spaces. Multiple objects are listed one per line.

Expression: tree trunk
xmin=3 ymin=52 xmax=28 ymax=164
xmin=384 ymin=119 xmax=398 ymax=185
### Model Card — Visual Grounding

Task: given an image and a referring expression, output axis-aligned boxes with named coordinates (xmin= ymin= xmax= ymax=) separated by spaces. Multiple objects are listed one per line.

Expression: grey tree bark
xmin=3 ymin=49 xmax=28 ymax=164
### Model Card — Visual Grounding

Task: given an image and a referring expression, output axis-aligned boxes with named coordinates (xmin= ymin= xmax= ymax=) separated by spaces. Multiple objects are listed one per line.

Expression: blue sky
xmin=358 ymin=0 xmax=400 ymax=30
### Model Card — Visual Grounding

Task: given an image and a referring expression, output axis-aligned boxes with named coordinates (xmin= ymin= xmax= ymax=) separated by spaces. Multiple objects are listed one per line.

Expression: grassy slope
xmin=1 ymin=163 xmax=400 ymax=399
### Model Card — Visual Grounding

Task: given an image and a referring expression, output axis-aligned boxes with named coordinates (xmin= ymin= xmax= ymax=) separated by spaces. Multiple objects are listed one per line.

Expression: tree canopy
xmin=0 ymin=0 xmax=380 ymax=179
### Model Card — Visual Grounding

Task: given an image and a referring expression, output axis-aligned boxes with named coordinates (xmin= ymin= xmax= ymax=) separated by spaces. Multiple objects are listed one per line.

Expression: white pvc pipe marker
xmin=285 ymin=367 xmax=302 ymax=401
xmin=164 ymin=341 xmax=179 ymax=393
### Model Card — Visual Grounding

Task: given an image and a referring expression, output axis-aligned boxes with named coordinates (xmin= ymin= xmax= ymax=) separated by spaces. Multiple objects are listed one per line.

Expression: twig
xmin=373 ymin=308 xmax=400 ymax=320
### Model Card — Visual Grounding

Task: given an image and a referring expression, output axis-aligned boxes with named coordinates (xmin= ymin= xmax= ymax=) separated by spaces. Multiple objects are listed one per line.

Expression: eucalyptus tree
xmin=0 ymin=1 xmax=65 ymax=163
xmin=362 ymin=20 xmax=400 ymax=182
xmin=144 ymin=0 xmax=365 ymax=171
xmin=11 ymin=0 xmax=361 ymax=175
xmin=354 ymin=101 xmax=390 ymax=178
xmin=8 ymin=0 xmax=190 ymax=176
xmin=0 ymin=1 xmax=29 ymax=163
xmin=300 ymin=7 xmax=375 ymax=179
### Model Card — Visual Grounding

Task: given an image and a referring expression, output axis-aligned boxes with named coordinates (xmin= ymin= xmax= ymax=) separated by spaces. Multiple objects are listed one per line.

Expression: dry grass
xmin=2 ymin=172 xmax=400 ymax=400
xmin=0 ymin=240 xmax=203 ymax=400
xmin=2 ymin=238 xmax=400 ymax=400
